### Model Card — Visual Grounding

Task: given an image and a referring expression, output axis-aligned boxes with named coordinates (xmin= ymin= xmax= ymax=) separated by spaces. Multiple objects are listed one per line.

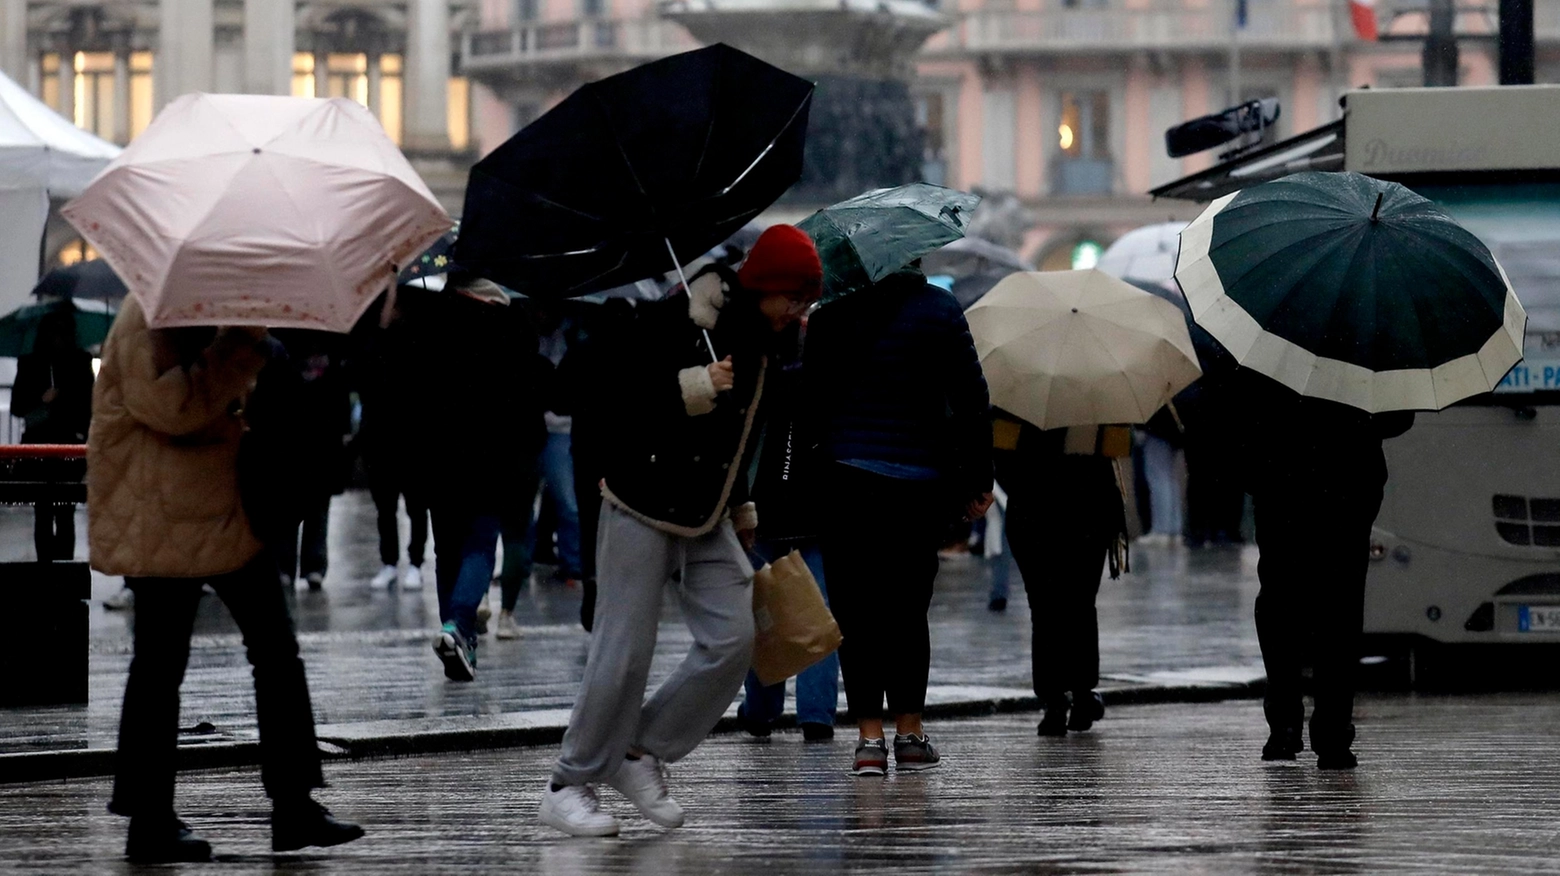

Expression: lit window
xmin=448 ymin=77 xmax=470 ymax=151
xmin=130 ymin=53 xmax=154 ymax=139
xmin=380 ymin=54 xmax=403 ymax=145
xmin=40 ymin=54 xmax=60 ymax=112
xmin=292 ymin=52 xmax=316 ymax=98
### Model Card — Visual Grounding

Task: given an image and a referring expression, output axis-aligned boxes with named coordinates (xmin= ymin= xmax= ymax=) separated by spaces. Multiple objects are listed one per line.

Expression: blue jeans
xmin=1142 ymin=434 xmax=1183 ymax=537
xmin=432 ymin=508 xmax=502 ymax=641
xmin=990 ymin=526 xmax=1013 ymax=602
xmin=740 ymin=541 xmax=839 ymax=727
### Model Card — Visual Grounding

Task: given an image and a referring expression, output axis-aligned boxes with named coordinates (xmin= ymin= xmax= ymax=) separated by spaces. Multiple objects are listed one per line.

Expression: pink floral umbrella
xmin=61 ymin=93 xmax=451 ymax=332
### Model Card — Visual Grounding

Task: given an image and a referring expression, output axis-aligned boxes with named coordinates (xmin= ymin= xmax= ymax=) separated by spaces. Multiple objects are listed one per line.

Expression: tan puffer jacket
xmin=88 ymin=296 xmax=269 ymax=579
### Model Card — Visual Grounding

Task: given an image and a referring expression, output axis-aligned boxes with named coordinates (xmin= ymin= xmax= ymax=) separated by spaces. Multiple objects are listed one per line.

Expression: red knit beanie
xmin=737 ymin=225 xmax=823 ymax=296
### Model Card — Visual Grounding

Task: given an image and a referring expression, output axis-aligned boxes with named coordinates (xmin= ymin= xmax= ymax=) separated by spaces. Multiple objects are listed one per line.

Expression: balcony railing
xmin=463 ymin=18 xmax=696 ymax=70
xmin=945 ymin=3 xmax=1339 ymax=53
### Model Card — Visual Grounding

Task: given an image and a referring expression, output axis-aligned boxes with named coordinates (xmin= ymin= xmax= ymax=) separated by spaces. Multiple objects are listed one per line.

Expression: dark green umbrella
xmin=1174 ymin=171 xmax=1525 ymax=413
xmin=0 ymin=298 xmax=118 ymax=357
xmin=798 ymin=183 xmax=982 ymax=303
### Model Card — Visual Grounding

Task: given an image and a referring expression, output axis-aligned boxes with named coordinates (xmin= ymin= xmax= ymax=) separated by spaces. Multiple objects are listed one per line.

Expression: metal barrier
xmin=0 ymin=444 xmax=89 ymax=707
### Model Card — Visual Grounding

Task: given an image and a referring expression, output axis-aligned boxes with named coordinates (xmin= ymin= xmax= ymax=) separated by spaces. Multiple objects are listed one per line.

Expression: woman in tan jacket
xmin=91 ymin=296 xmax=362 ymax=863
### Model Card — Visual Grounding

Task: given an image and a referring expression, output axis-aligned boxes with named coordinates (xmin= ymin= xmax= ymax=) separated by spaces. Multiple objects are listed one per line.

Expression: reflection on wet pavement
xmin=4 ymin=696 xmax=1560 ymax=872
xmin=0 ymin=492 xmax=1264 ymax=753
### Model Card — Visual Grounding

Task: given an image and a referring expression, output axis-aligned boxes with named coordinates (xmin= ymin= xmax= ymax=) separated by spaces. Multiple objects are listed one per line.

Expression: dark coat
xmin=405 ymin=291 xmax=548 ymax=512
xmin=241 ymin=331 xmax=353 ymax=506
xmin=13 ymin=348 xmax=94 ymax=444
xmin=804 ymin=268 xmax=993 ymax=502
xmin=598 ymin=266 xmax=774 ymax=536
xmin=747 ymin=327 xmax=817 ymax=543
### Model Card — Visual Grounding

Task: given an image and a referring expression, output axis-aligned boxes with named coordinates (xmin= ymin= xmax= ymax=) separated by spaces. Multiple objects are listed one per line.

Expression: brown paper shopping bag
xmin=751 ymin=550 xmax=842 ymax=687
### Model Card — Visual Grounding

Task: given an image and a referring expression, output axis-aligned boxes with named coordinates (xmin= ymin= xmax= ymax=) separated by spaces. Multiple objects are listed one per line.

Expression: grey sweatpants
xmin=552 ymin=504 xmax=755 ymax=787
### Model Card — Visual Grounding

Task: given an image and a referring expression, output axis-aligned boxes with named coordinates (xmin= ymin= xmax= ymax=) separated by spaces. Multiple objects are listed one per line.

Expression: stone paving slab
xmin=4 ymin=694 xmax=1559 ymax=873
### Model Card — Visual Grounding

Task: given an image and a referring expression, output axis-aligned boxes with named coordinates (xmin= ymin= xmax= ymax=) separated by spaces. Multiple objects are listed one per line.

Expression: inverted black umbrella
xmin=456 ymin=44 xmax=814 ymax=317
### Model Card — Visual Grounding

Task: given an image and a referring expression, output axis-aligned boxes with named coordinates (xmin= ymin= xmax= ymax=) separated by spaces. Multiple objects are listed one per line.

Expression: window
xmin=518 ymin=0 xmax=540 ymax=20
xmin=380 ymin=55 xmax=403 ymax=146
xmin=916 ymin=93 xmax=947 ymax=186
xmin=448 ymin=76 xmax=470 ymax=152
xmin=129 ymin=52 xmax=154 ymax=140
xmin=581 ymin=0 xmax=609 ymax=18
xmin=57 ymin=240 xmax=99 ymax=267
xmin=1055 ymin=90 xmax=1112 ymax=195
xmin=292 ymin=52 xmax=315 ymax=98
xmin=326 ymin=53 xmax=369 ymax=106
xmin=41 ymin=54 xmax=60 ymax=111
xmin=72 ymin=52 xmax=116 ymax=138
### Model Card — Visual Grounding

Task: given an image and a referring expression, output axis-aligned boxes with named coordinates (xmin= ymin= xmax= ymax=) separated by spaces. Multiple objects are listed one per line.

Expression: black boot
xmin=1315 ymin=748 xmax=1358 ymax=770
xmin=1067 ymin=691 xmax=1105 ymax=732
xmin=126 ymin=815 xmax=212 ymax=864
xmin=1261 ymin=726 xmax=1304 ymax=761
xmin=272 ymin=797 xmax=365 ymax=852
xmin=1037 ymin=696 xmax=1069 ymax=737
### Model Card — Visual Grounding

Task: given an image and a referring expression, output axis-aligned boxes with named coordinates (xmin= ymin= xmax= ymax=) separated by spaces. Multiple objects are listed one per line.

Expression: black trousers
xmin=998 ymin=454 xmax=1116 ymax=700
xmin=270 ymin=497 xmax=331 ymax=581
xmin=33 ymin=502 xmax=75 ymax=561
xmin=110 ymin=559 xmax=324 ymax=817
xmin=822 ymin=465 xmax=944 ymax=720
xmin=1252 ymin=456 xmax=1385 ymax=754
xmin=370 ymin=476 xmax=428 ymax=568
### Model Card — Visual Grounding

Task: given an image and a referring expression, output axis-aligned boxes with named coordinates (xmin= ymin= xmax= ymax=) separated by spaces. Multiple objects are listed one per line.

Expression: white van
xmin=1154 ymin=86 xmax=1560 ymax=680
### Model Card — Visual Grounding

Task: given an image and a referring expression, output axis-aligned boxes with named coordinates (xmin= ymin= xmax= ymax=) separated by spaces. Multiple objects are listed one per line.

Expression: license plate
xmin=1518 ymin=605 xmax=1560 ymax=632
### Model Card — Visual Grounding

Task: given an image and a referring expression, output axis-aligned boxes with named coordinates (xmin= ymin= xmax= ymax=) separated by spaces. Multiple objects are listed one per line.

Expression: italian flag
xmin=1350 ymin=0 xmax=1379 ymax=40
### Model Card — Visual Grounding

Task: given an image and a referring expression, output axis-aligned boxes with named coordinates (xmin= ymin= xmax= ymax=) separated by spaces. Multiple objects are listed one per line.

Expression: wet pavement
xmin=4 ymin=694 xmax=1560 ymax=873
xmin=0 ymin=490 xmax=1266 ymax=756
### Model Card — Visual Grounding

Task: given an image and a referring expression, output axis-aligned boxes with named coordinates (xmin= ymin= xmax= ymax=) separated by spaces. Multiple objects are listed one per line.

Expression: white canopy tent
xmin=0 ymin=70 xmax=118 ymax=388
xmin=0 ymin=69 xmax=120 ymax=309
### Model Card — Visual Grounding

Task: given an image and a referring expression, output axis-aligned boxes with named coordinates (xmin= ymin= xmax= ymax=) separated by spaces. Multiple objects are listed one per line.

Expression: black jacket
xmin=405 ymin=291 xmax=548 ymax=511
xmin=804 ymin=268 xmax=993 ymax=501
xmin=748 ymin=328 xmax=817 ymax=543
xmin=599 ymin=267 xmax=774 ymax=536
xmin=13 ymin=348 xmax=94 ymax=444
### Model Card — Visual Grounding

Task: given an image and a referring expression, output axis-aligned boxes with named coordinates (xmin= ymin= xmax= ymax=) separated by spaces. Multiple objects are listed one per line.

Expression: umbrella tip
xmin=1371 ymin=192 xmax=1384 ymax=222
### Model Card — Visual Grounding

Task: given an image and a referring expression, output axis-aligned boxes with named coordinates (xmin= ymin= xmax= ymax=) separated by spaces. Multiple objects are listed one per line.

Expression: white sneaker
xmin=402 ymin=566 xmax=423 ymax=590
xmin=539 ymin=783 xmax=620 ymax=837
xmin=103 ymin=586 xmax=134 ymax=611
xmin=495 ymin=609 xmax=521 ymax=640
xmin=606 ymin=755 xmax=684 ymax=828
xmin=370 ymin=565 xmax=397 ymax=590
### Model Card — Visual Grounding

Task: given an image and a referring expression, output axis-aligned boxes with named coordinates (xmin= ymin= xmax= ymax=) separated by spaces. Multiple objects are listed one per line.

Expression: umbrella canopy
xmin=31 ymin=259 xmax=127 ymax=303
xmin=455 ymin=44 xmax=814 ymax=299
xmin=61 ymin=94 xmax=451 ymax=332
xmin=399 ymin=222 xmax=460 ymax=285
xmin=798 ymin=183 xmax=982 ymax=303
xmin=967 ymin=270 xmax=1203 ymax=430
xmin=1097 ymin=221 xmax=1185 ymax=284
xmin=922 ymin=235 xmax=1032 ymax=281
xmin=0 ymin=297 xmax=116 ymax=357
xmin=1175 ymin=171 xmax=1526 ymax=413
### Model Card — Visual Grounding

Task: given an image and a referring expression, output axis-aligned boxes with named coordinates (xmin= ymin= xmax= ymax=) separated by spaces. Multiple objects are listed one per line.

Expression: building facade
xmin=0 ymin=1 xmax=479 ymax=264
xmin=462 ymin=0 xmax=1560 ymax=262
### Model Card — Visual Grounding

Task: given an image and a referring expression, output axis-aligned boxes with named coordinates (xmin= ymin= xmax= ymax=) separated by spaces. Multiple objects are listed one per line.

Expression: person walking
xmin=992 ymin=412 xmax=1128 ymax=736
xmin=409 ymin=276 xmax=544 ymax=681
xmin=805 ymin=263 xmax=993 ymax=778
xmin=90 ymin=296 xmax=361 ymax=863
xmin=539 ymin=226 xmax=822 ymax=837
xmin=735 ymin=315 xmax=838 ymax=742
xmin=242 ymin=330 xmax=353 ymax=591
xmin=11 ymin=307 xmax=94 ymax=560
xmin=356 ymin=290 xmax=430 ymax=592
xmin=1136 ymin=411 xmax=1184 ymax=546
xmin=1240 ymin=379 xmax=1412 ymax=769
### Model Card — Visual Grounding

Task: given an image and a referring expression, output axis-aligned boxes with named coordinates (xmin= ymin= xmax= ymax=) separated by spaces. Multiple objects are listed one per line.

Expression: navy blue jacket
xmin=804 ymin=268 xmax=993 ymax=500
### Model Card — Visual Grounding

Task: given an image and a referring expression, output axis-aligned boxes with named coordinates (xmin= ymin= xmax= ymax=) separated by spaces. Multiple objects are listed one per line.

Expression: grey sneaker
xmin=851 ymin=738 xmax=889 ymax=777
xmin=893 ymin=733 xmax=942 ymax=771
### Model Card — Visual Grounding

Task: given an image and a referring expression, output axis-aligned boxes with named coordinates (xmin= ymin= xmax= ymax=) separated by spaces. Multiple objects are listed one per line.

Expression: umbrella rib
xmin=718 ymin=90 xmax=813 ymax=197
xmin=588 ymin=87 xmax=655 ymax=220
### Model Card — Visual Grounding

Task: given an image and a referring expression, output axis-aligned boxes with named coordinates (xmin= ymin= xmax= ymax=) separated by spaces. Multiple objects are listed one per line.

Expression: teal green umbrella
xmin=0 ymin=299 xmax=118 ymax=357
xmin=1175 ymin=171 xmax=1525 ymax=413
xmin=798 ymin=183 xmax=982 ymax=303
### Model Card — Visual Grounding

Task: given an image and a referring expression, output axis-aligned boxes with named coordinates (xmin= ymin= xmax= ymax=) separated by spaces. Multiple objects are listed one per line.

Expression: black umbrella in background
xmin=1126 ymin=278 xmax=1236 ymax=380
xmin=31 ymin=259 xmax=127 ymax=303
xmin=456 ymin=44 xmax=815 ymax=334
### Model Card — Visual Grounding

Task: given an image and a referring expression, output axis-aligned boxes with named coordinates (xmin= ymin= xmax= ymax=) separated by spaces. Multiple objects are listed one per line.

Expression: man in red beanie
xmin=540 ymin=226 xmax=822 ymax=837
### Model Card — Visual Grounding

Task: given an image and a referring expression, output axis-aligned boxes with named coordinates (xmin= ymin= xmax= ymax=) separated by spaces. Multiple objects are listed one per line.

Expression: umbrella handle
xmin=666 ymin=238 xmax=718 ymax=364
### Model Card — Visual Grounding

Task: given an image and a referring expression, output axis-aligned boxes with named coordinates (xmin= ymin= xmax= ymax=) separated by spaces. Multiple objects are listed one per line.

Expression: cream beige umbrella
xmin=61 ymin=93 xmax=451 ymax=332
xmin=967 ymin=269 xmax=1203 ymax=429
